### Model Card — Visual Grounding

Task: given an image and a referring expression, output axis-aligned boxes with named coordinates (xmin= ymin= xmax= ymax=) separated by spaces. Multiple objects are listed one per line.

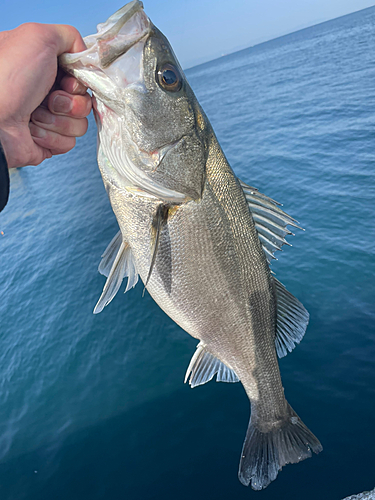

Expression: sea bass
xmin=60 ymin=1 xmax=322 ymax=489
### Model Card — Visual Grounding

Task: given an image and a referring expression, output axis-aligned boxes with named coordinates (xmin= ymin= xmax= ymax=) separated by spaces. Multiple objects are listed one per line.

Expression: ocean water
xmin=1 ymin=6 xmax=375 ymax=500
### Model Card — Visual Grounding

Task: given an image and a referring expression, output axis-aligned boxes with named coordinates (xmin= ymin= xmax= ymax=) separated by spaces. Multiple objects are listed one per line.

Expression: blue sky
xmin=2 ymin=0 xmax=375 ymax=67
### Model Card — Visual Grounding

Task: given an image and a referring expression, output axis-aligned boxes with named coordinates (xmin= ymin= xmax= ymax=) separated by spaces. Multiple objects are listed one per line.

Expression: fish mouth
xmin=60 ymin=1 xmax=190 ymax=204
xmin=59 ymin=0 xmax=151 ymax=99
xmin=84 ymin=0 xmax=148 ymax=69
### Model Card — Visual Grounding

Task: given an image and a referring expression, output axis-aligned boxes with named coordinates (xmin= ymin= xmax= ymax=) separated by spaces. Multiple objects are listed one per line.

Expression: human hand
xmin=0 ymin=23 xmax=92 ymax=169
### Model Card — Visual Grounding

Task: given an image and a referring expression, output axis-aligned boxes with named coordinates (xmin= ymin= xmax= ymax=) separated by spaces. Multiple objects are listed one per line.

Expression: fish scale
xmin=60 ymin=0 xmax=322 ymax=489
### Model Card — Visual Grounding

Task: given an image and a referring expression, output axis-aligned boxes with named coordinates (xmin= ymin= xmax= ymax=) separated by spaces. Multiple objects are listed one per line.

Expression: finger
xmin=26 ymin=148 xmax=53 ymax=166
xmin=31 ymin=107 xmax=88 ymax=137
xmin=47 ymin=24 xmax=87 ymax=55
xmin=48 ymin=90 xmax=92 ymax=118
xmin=60 ymin=74 xmax=88 ymax=96
xmin=29 ymin=123 xmax=76 ymax=155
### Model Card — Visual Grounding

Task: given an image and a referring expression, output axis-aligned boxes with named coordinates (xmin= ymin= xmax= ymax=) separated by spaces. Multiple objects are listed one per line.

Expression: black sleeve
xmin=0 ymin=141 xmax=10 ymax=213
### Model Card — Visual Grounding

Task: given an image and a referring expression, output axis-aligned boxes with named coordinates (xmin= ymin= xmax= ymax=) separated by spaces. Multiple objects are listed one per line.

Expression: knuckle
xmin=17 ymin=23 xmax=58 ymax=53
xmin=65 ymin=25 xmax=80 ymax=39
xmin=57 ymin=25 xmax=82 ymax=51
xmin=19 ymin=22 xmax=45 ymax=39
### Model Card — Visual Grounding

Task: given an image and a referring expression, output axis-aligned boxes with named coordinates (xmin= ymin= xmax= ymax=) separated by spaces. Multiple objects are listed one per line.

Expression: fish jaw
xmin=60 ymin=2 xmax=199 ymax=203
xmin=59 ymin=0 xmax=151 ymax=106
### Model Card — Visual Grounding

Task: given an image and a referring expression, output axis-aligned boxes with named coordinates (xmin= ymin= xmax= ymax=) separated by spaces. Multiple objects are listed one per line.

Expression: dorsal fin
xmin=184 ymin=342 xmax=239 ymax=388
xmin=94 ymin=233 xmax=139 ymax=314
xmin=239 ymin=179 xmax=302 ymax=264
xmin=273 ymin=277 xmax=309 ymax=358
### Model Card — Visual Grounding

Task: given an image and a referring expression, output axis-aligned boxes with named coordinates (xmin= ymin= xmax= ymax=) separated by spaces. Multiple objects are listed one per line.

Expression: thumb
xmin=47 ymin=24 xmax=87 ymax=56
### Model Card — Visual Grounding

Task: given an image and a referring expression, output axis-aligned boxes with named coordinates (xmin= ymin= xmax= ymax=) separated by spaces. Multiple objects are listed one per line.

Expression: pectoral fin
xmin=94 ymin=233 xmax=139 ymax=314
xmin=98 ymin=230 xmax=122 ymax=277
xmin=185 ymin=342 xmax=239 ymax=388
xmin=144 ymin=204 xmax=170 ymax=290
xmin=274 ymin=277 xmax=309 ymax=357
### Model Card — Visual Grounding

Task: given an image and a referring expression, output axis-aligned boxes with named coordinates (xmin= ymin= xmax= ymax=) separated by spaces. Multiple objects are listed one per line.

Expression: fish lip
xmin=94 ymin=0 xmax=144 ymax=43
xmin=59 ymin=0 xmax=150 ymax=74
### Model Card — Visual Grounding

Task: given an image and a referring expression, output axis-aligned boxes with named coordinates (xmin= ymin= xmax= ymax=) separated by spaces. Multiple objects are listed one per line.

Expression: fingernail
xmin=73 ymin=80 xmax=87 ymax=94
xmin=52 ymin=95 xmax=72 ymax=114
xmin=32 ymin=107 xmax=54 ymax=125
xmin=29 ymin=123 xmax=46 ymax=138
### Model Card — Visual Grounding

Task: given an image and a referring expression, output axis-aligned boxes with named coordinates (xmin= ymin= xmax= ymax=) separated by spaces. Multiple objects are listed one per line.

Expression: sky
xmin=2 ymin=0 xmax=375 ymax=68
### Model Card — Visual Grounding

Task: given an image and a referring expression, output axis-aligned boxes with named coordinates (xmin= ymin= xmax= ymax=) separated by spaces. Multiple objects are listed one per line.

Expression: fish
xmin=60 ymin=0 xmax=322 ymax=490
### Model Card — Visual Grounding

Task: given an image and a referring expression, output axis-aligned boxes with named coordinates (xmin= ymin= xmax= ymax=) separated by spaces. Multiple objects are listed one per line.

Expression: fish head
xmin=60 ymin=0 xmax=208 ymax=203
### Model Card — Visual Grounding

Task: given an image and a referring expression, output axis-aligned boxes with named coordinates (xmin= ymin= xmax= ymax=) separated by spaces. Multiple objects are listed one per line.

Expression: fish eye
xmin=157 ymin=64 xmax=182 ymax=92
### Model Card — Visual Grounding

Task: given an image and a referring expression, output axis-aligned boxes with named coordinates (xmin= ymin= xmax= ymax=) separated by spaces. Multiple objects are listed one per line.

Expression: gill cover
xmin=60 ymin=0 xmax=207 ymax=203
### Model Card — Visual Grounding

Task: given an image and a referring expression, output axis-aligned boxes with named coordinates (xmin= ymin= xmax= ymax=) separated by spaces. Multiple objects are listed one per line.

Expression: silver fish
xmin=60 ymin=1 xmax=322 ymax=489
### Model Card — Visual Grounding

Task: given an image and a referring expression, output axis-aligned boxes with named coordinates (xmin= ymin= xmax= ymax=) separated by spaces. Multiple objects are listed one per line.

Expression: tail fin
xmin=238 ymin=404 xmax=322 ymax=490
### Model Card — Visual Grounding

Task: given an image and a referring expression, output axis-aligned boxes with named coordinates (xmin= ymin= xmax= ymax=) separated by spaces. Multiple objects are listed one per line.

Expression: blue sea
xmin=1 ymin=7 xmax=375 ymax=500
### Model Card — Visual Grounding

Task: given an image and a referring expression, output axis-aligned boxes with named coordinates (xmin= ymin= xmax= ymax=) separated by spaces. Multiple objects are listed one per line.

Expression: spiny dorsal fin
xmin=184 ymin=342 xmax=239 ymax=388
xmin=239 ymin=179 xmax=302 ymax=264
xmin=94 ymin=234 xmax=139 ymax=314
xmin=273 ymin=277 xmax=309 ymax=358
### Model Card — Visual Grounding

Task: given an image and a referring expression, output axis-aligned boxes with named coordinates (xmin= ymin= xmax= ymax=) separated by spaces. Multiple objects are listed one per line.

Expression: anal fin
xmin=274 ymin=277 xmax=309 ymax=358
xmin=184 ymin=342 xmax=239 ymax=388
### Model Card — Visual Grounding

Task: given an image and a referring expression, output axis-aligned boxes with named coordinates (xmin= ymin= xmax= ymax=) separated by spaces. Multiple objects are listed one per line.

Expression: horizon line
xmin=184 ymin=3 xmax=375 ymax=71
